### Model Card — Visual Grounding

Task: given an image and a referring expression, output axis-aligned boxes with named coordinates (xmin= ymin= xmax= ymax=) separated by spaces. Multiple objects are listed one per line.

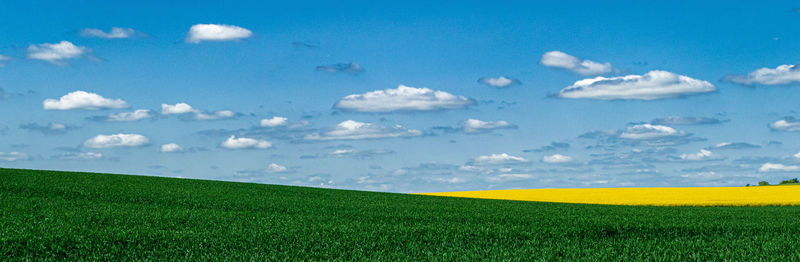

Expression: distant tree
xmin=779 ymin=178 xmax=799 ymax=185
xmin=745 ymin=184 xmax=751 ymax=187
xmin=758 ymin=181 xmax=770 ymax=186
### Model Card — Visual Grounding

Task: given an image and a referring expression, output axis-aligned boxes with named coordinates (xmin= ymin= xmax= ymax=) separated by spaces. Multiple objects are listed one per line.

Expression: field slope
xmin=419 ymin=186 xmax=800 ymax=206
xmin=2 ymin=168 xmax=800 ymax=260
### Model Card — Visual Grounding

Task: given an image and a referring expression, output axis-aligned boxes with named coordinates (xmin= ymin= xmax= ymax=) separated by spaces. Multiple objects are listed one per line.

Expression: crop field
xmin=3 ymin=168 xmax=800 ymax=260
xmin=419 ymin=186 xmax=800 ymax=206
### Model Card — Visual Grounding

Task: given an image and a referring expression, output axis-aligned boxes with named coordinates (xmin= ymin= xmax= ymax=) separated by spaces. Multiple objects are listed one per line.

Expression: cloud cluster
xmin=725 ymin=64 xmax=800 ymax=86
xmin=333 ymin=85 xmax=474 ymax=112
xmin=186 ymin=24 xmax=252 ymax=43
xmin=220 ymin=135 xmax=272 ymax=149
xmin=306 ymin=120 xmax=422 ymax=140
xmin=27 ymin=41 xmax=88 ymax=64
xmin=477 ymin=76 xmax=521 ymax=88
xmin=161 ymin=103 xmax=236 ymax=121
xmin=769 ymin=117 xmax=800 ymax=132
xmin=81 ymin=27 xmax=137 ymax=39
xmin=84 ymin=134 xmax=149 ymax=148
xmin=540 ymin=51 xmax=612 ymax=75
xmin=44 ymin=91 xmax=129 ymax=110
xmin=558 ymin=70 xmax=715 ymax=100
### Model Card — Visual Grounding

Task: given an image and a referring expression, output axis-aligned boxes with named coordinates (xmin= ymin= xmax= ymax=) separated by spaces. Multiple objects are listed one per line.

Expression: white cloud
xmin=260 ymin=116 xmax=288 ymax=127
xmin=472 ymin=153 xmax=528 ymax=165
xmin=726 ymin=64 xmax=800 ymax=86
xmin=477 ymin=76 xmax=520 ymax=88
xmin=486 ymin=173 xmax=534 ymax=182
xmin=0 ymin=152 xmax=29 ymax=161
xmin=84 ymin=134 xmax=149 ymax=148
xmin=794 ymin=152 xmax=800 ymax=159
xmin=461 ymin=119 xmax=513 ymax=133
xmin=220 ymin=135 xmax=272 ymax=149
xmin=769 ymin=118 xmax=800 ymax=132
xmin=44 ymin=91 xmax=129 ymax=110
xmin=543 ymin=154 xmax=573 ymax=163
xmin=619 ymin=124 xmax=684 ymax=140
xmin=679 ymin=149 xmax=719 ymax=161
xmin=81 ymin=27 xmax=136 ymax=39
xmin=186 ymin=24 xmax=252 ymax=43
xmin=57 ymin=152 xmax=103 ymax=160
xmin=161 ymin=103 xmax=197 ymax=115
xmin=267 ymin=163 xmax=288 ymax=173
xmin=540 ymin=51 xmax=612 ymax=75
xmin=559 ymin=70 xmax=715 ymax=100
xmin=194 ymin=110 xmax=235 ymax=120
xmin=759 ymin=163 xmax=800 ymax=172
xmin=0 ymin=54 xmax=10 ymax=66
xmin=333 ymin=85 xmax=474 ymax=112
xmin=160 ymin=143 xmax=183 ymax=153
xmin=107 ymin=109 xmax=152 ymax=122
xmin=305 ymin=120 xmax=422 ymax=140
xmin=27 ymin=41 xmax=88 ymax=64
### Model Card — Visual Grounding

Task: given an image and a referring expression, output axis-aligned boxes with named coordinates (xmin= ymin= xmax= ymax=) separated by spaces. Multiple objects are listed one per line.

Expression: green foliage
xmin=3 ymin=168 xmax=800 ymax=260
xmin=779 ymin=178 xmax=800 ymax=185
xmin=759 ymin=181 xmax=770 ymax=186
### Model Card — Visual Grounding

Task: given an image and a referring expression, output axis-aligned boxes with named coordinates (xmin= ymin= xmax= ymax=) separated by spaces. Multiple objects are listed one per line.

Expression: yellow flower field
xmin=418 ymin=186 xmax=800 ymax=206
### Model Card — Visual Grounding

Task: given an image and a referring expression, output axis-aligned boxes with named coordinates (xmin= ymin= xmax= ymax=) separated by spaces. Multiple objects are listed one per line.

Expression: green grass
xmin=2 ymin=168 xmax=800 ymax=260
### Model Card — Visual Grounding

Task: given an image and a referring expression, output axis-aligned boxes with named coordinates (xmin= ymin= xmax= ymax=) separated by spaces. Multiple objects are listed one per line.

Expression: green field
xmin=2 ymin=168 xmax=800 ymax=260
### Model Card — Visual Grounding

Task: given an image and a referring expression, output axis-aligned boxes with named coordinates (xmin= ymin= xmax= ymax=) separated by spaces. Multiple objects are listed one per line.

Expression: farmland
xmin=3 ymin=168 xmax=800 ymax=260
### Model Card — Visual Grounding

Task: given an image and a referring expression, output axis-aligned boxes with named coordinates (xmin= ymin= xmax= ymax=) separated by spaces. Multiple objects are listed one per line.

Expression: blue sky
xmin=3 ymin=1 xmax=800 ymax=192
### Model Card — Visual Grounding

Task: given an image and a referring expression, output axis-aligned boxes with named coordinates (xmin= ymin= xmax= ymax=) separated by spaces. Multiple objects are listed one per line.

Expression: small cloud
xmin=540 ymin=51 xmax=612 ymax=75
xmin=477 ymin=76 xmax=521 ymax=88
xmin=160 ymin=143 xmax=183 ymax=153
xmin=161 ymin=102 xmax=236 ymax=121
xmin=460 ymin=118 xmax=515 ymax=134
xmin=620 ymin=124 xmax=685 ymax=140
xmin=334 ymin=85 xmax=474 ymax=113
xmin=558 ymin=71 xmax=715 ymax=100
xmin=267 ymin=163 xmax=288 ymax=173
xmin=305 ymin=120 xmax=422 ymax=141
xmin=708 ymin=142 xmax=760 ymax=150
xmin=677 ymin=149 xmax=722 ymax=162
xmin=220 ymin=135 xmax=272 ymax=149
xmin=470 ymin=153 xmax=528 ymax=165
xmin=193 ymin=110 xmax=236 ymax=121
xmin=43 ymin=91 xmax=129 ymax=110
xmin=542 ymin=154 xmax=573 ymax=163
xmin=162 ymin=103 xmax=196 ymax=115
xmin=19 ymin=122 xmax=75 ymax=135
xmin=724 ymin=64 xmax=800 ymax=86
xmin=260 ymin=116 xmax=288 ymax=127
xmin=91 ymin=109 xmax=153 ymax=122
xmin=0 ymin=54 xmax=11 ymax=66
xmin=316 ymin=63 xmax=364 ymax=75
xmin=759 ymin=163 xmax=800 ymax=172
xmin=186 ymin=24 xmax=252 ymax=43
xmin=27 ymin=41 xmax=88 ymax=65
xmin=769 ymin=117 xmax=800 ymax=132
xmin=486 ymin=173 xmax=534 ymax=182
xmin=81 ymin=27 xmax=138 ymax=39
xmin=54 ymin=152 xmax=104 ymax=160
xmin=0 ymin=152 xmax=29 ymax=162
xmin=651 ymin=116 xmax=727 ymax=126
xmin=84 ymin=133 xmax=149 ymax=148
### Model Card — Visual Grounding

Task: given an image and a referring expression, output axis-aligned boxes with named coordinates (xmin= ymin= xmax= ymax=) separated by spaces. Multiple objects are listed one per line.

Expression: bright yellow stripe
xmin=417 ymin=186 xmax=800 ymax=206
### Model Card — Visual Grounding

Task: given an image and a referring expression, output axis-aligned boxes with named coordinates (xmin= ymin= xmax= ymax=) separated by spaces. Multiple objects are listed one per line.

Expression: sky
xmin=2 ymin=1 xmax=800 ymax=192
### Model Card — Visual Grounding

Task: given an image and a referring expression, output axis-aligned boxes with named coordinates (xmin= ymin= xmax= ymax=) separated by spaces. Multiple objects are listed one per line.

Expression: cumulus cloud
xmin=267 ymin=163 xmax=288 ymax=173
xmin=461 ymin=119 xmax=515 ymax=133
xmin=558 ymin=70 xmax=715 ymax=100
xmin=19 ymin=122 xmax=74 ymax=135
xmin=27 ymin=41 xmax=88 ymax=64
xmin=194 ymin=110 xmax=236 ymax=120
xmin=709 ymin=142 xmax=760 ymax=150
xmin=305 ymin=120 xmax=422 ymax=141
xmin=161 ymin=103 xmax=235 ymax=120
xmin=620 ymin=124 xmax=685 ymax=140
xmin=470 ymin=153 xmax=529 ymax=165
xmin=0 ymin=152 xmax=29 ymax=161
xmin=651 ymin=116 xmax=727 ymax=126
xmin=160 ymin=143 xmax=183 ymax=153
xmin=540 ymin=51 xmax=612 ymax=75
xmin=316 ymin=63 xmax=364 ymax=75
xmin=162 ymin=103 xmax=196 ymax=115
xmin=477 ymin=76 xmax=521 ymax=88
xmin=220 ymin=135 xmax=272 ymax=149
xmin=333 ymin=85 xmax=474 ymax=112
xmin=260 ymin=116 xmax=288 ymax=127
xmin=81 ymin=27 xmax=137 ymax=39
xmin=44 ymin=91 xmax=129 ymax=110
xmin=769 ymin=117 xmax=800 ymax=132
xmin=186 ymin=24 xmax=252 ymax=43
xmin=759 ymin=163 xmax=800 ymax=172
xmin=542 ymin=154 xmax=573 ymax=163
xmin=84 ymin=134 xmax=149 ymax=148
xmin=97 ymin=109 xmax=153 ymax=122
xmin=725 ymin=64 xmax=800 ymax=86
